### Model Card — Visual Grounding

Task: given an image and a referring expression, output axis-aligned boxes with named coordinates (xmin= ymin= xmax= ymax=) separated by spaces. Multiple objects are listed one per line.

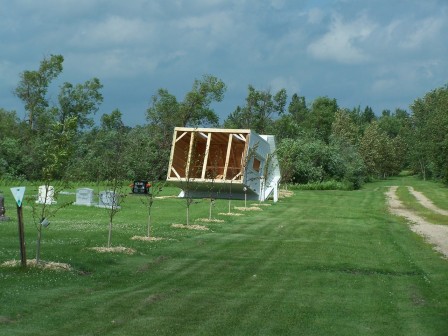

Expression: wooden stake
xmin=16 ymin=205 xmax=26 ymax=267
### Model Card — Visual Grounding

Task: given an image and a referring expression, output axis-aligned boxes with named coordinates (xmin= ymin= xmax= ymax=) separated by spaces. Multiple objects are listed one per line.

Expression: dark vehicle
xmin=130 ymin=181 xmax=151 ymax=194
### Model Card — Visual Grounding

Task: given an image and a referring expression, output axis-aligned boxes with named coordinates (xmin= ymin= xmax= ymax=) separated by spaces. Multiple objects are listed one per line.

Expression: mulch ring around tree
xmin=279 ymin=190 xmax=294 ymax=198
xmin=131 ymin=236 xmax=168 ymax=242
xmin=195 ymin=218 xmax=225 ymax=223
xmin=234 ymin=206 xmax=263 ymax=211
xmin=1 ymin=259 xmax=72 ymax=271
xmin=88 ymin=246 xmax=136 ymax=254
xmin=171 ymin=223 xmax=209 ymax=231
xmin=218 ymin=212 xmax=243 ymax=216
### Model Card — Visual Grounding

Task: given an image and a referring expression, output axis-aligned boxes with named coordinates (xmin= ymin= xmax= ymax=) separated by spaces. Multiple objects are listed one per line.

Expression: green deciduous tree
xmin=224 ymin=86 xmax=287 ymax=134
xmin=331 ymin=109 xmax=359 ymax=145
xmin=0 ymin=109 xmax=22 ymax=178
xmin=359 ymin=121 xmax=405 ymax=179
xmin=306 ymin=97 xmax=338 ymax=143
xmin=13 ymin=55 xmax=103 ymax=181
xmin=179 ymin=74 xmax=226 ymax=127
xmin=14 ymin=54 xmax=64 ymax=131
xmin=273 ymin=93 xmax=309 ymax=141
xmin=147 ymin=74 xmax=225 ymax=130
xmin=30 ymin=115 xmax=78 ymax=264
xmin=361 ymin=105 xmax=376 ymax=125
xmin=146 ymin=75 xmax=225 ymax=180
xmin=277 ymin=138 xmax=341 ymax=184
xmin=57 ymin=78 xmax=103 ymax=130
xmin=98 ymin=110 xmax=128 ymax=247
xmin=410 ymin=85 xmax=448 ymax=182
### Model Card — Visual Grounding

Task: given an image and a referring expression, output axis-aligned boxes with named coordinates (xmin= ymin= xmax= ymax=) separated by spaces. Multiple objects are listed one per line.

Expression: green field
xmin=1 ymin=176 xmax=447 ymax=335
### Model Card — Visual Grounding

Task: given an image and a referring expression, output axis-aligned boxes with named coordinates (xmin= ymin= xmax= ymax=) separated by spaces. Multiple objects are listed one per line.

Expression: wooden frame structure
xmin=167 ymin=127 xmax=281 ymax=202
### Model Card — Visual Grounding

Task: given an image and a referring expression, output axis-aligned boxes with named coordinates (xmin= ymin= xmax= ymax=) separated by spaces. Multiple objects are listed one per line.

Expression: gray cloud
xmin=1 ymin=0 xmax=447 ymax=125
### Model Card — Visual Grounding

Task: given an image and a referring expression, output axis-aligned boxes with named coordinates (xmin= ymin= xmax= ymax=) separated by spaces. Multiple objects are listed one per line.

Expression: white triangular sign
xmin=10 ymin=187 xmax=26 ymax=207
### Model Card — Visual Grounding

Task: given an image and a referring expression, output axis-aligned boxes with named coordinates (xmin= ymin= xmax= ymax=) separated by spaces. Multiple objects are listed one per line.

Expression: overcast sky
xmin=1 ymin=0 xmax=447 ymax=126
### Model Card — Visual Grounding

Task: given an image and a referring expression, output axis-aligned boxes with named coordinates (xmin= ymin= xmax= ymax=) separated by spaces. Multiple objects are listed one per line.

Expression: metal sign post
xmin=10 ymin=187 xmax=26 ymax=267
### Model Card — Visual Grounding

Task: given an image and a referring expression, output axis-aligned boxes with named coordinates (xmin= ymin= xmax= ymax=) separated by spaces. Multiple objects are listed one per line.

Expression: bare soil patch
xmin=1 ymin=259 xmax=72 ymax=271
xmin=88 ymin=246 xmax=136 ymax=254
xmin=386 ymin=186 xmax=448 ymax=259
xmin=171 ymin=224 xmax=209 ymax=231
xmin=407 ymin=186 xmax=448 ymax=216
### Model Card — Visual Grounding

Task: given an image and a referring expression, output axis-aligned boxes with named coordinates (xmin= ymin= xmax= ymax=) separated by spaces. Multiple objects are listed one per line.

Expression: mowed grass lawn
xmin=0 ymin=177 xmax=447 ymax=336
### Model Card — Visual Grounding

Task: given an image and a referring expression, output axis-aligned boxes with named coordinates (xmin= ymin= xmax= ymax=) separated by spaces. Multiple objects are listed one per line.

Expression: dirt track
xmin=386 ymin=186 xmax=448 ymax=259
xmin=407 ymin=186 xmax=448 ymax=216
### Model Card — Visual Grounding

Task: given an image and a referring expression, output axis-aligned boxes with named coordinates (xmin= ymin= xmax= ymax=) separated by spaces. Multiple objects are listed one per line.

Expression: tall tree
xmin=57 ymin=78 xmax=103 ymax=131
xmin=146 ymin=75 xmax=226 ymax=179
xmin=272 ymin=93 xmax=308 ymax=141
xmin=31 ymin=115 xmax=78 ymax=263
xmin=147 ymin=74 xmax=225 ymax=130
xmin=288 ymin=93 xmax=309 ymax=125
xmin=331 ymin=109 xmax=359 ymax=145
xmin=307 ymin=96 xmax=338 ymax=143
xmin=361 ymin=105 xmax=376 ymax=125
xmin=179 ymin=74 xmax=226 ymax=127
xmin=410 ymin=85 xmax=448 ymax=182
xmin=0 ymin=109 xmax=21 ymax=177
xmin=330 ymin=109 xmax=365 ymax=189
xmin=224 ymin=85 xmax=287 ymax=134
xmin=14 ymin=54 xmax=64 ymax=131
xmin=123 ymin=125 xmax=169 ymax=180
xmin=378 ymin=108 xmax=409 ymax=138
xmin=13 ymin=55 xmax=103 ymax=180
xmin=97 ymin=110 xmax=128 ymax=247
xmin=359 ymin=121 xmax=405 ymax=179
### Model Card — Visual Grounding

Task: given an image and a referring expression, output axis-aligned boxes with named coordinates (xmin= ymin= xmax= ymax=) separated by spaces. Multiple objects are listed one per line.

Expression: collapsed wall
xmin=167 ymin=127 xmax=280 ymax=202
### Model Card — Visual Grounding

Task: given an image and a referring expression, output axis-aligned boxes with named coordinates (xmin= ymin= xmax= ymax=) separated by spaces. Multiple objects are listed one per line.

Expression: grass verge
xmin=0 ymin=177 xmax=447 ymax=335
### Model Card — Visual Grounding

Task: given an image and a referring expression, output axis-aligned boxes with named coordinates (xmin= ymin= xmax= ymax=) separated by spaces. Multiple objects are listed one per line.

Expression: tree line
xmin=1 ymin=55 xmax=447 ymax=189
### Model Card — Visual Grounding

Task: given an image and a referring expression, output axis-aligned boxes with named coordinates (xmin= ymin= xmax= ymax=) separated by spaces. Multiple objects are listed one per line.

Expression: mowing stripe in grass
xmin=0 ymin=178 xmax=448 ymax=335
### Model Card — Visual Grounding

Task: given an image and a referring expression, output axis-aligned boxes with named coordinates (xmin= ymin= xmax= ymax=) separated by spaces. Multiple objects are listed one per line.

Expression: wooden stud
xmin=167 ymin=129 xmax=178 ymax=178
xmin=241 ymin=133 xmax=250 ymax=179
xmin=185 ymin=132 xmax=195 ymax=178
xmin=223 ymin=133 xmax=233 ymax=179
xmin=201 ymin=132 xmax=211 ymax=179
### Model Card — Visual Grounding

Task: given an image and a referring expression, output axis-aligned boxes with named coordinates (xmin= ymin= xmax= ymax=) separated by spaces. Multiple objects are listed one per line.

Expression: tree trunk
xmin=419 ymin=159 xmax=426 ymax=180
xmin=186 ymin=205 xmax=190 ymax=225
xmin=209 ymin=199 xmax=212 ymax=220
xmin=108 ymin=219 xmax=112 ymax=248
xmin=147 ymin=213 xmax=151 ymax=238
xmin=36 ymin=227 xmax=42 ymax=264
xmin=228 ymin=182 xmax=232 ymax=214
